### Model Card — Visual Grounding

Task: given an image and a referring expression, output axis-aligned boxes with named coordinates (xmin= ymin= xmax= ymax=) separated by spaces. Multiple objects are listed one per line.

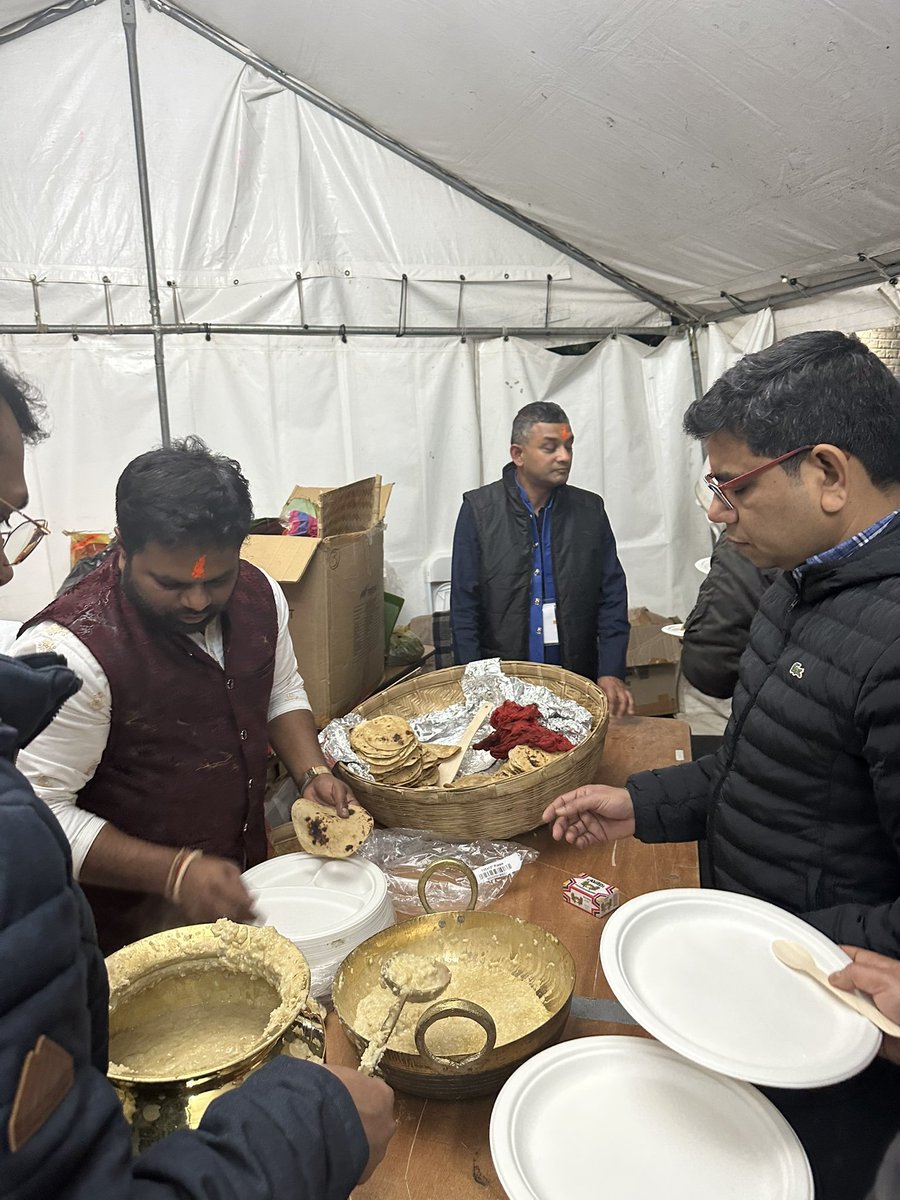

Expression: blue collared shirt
xmin=515 ymin=478 xmax=560 ymax=665
xmin=792 ymin=510 xmax=900 ymax=583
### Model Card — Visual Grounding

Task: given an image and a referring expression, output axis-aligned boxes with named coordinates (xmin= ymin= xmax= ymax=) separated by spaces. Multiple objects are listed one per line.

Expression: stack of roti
xmin=445 ymin=744 xmax=567 ymax=790
xmin=350 ymin=715 xmax=459 ymax=788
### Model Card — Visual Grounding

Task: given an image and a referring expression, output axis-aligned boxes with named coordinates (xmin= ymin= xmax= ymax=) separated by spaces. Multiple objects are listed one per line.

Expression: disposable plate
xmin=600 ymin=888 xmax=880 ymax=1087
xmin=490 ymin=1037 xmax=812 ymax=1200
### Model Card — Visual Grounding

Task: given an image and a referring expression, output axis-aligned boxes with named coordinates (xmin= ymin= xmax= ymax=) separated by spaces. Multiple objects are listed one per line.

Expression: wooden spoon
xmin=771 ymin=940 xmax=900 ymax=1036
xmin=358 ymin=953 xmax=452 ymax=1075
xmin=436 ymin=702 xmax=492 ymax=787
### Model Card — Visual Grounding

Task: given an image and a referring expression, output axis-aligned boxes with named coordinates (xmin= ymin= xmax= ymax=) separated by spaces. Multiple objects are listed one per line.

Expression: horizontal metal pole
xmin=0 ymin=0 xmax=105 ymax=46
xmin=705 ymin=257 xmax=900 ymax=323
xmin=0 ymin=322 xmax=673 ymax=339
xmin=148 ymin=0 xmax=691 ymax=324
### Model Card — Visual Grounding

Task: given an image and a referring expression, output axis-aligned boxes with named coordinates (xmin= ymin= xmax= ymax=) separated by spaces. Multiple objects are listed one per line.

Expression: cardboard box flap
xmin=378 ymin=482 xmax=393 ymax=523
xmin=626 ymin=606 xmax=682 ymax=668
xmin=241 ymin=534 xmax=319 ymax=584
xmin=288 ymin=475 xmax=382 ymax=536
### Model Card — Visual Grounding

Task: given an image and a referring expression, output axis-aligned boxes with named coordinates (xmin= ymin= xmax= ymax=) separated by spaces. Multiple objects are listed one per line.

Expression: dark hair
xmin=0 ymin=361 xmax=47 ymax=443
xmin=684 ymin=330 xmax=900 ymax=486
xmin=511 ymin=402 xmax=571 ymax=445
xmin=116 ymin=436 xmax=253 ymax=554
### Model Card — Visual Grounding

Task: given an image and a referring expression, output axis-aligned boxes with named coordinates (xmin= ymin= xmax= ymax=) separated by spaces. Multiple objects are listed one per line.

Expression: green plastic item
xmin=384 ymin=592 xmax=404 ymax=653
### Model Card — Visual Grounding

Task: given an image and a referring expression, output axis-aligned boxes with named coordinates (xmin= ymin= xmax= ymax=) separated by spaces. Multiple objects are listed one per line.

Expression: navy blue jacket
xmin=451 ymin=464 xmax=629 ymax=679
xmin=0 ymin=653 xmax=369 ymax=1199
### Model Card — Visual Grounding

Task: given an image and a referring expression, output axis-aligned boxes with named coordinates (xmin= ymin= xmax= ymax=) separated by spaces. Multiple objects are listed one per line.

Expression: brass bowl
xmin=332 ymin=908 xmax=576 ymax=1098
xmin=106 ymin=920 xmax=325 ymax=1151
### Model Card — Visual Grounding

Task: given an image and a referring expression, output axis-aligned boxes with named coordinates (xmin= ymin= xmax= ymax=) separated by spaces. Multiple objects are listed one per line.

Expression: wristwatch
xmin=298 ymin=764 xmax=332 ymax=796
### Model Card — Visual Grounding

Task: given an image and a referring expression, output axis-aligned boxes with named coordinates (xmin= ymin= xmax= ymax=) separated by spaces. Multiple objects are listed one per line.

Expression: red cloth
xmin=474 ymin=700 xmax=575 ymax=760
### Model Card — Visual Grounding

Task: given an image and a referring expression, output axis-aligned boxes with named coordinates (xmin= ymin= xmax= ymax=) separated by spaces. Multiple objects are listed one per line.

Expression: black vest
xmin=463 ymin=463 xmax=609 ymax=679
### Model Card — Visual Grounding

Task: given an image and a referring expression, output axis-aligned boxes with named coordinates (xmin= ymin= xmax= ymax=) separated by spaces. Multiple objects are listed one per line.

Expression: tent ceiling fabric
xmin=1 ymin=0 xmax=897 ymax=316
xmin=169 ymin=0 xmax=900 ymax=313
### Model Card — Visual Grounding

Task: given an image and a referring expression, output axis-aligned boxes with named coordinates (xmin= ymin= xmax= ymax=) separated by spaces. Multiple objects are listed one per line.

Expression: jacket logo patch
xmin=789 ymin=661 xmax=805 ymax=679
xmin=8 ymin=1035 xmax=74 ymax=1152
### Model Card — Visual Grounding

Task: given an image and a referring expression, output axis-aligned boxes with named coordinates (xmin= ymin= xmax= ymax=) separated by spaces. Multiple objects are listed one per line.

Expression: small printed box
xmin=562 ymin=875 xmax=620 ymax=919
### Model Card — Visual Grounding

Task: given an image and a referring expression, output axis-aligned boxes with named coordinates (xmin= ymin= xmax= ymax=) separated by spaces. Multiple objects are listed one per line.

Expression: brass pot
xmin=332 ymin=905 xmax=576 ymax=1099
xmin=106 ymin=920 xmax=325 ymax=1151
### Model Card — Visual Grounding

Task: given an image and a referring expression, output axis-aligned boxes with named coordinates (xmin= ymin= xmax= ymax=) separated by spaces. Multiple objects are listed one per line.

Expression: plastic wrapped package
xmin=355 ymin=827 xmax=538 ymax=915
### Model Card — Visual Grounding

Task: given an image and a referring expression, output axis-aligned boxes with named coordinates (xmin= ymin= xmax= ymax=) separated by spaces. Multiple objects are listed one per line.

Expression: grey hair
xmin=511 ymin=402 xmax=571 ymax=446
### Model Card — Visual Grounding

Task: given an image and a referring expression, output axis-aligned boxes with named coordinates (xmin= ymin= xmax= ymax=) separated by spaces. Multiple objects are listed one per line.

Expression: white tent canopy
xmin=0 ymin=0 xmax=896 ymax=624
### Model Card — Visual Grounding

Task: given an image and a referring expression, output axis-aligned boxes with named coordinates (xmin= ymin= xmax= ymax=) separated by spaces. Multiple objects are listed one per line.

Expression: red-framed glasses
xmin=0 ymin=498 xmax=50 ymax=565
xmin=705 ymin=446 xmax=815 ymax=512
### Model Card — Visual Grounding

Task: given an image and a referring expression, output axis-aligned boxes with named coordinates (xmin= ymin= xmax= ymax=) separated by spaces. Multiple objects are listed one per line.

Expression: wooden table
xmin=327 ymin=715 xmax=696 ymax=1200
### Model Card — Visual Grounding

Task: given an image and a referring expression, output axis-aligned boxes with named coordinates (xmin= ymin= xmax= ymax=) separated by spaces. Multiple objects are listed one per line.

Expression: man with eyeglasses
xmin=0 ymin=360 xmax=395 ymax=1199
xmin=544 ymin=330 xmax=900 ymax=1200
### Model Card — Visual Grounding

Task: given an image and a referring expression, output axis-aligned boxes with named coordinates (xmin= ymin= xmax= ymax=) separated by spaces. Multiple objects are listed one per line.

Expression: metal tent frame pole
xmin=121 ymin=0 xmax=171 ymax=446
xmin=0 ymin=322 xmax=673 ymax=339
xmin=706 ymin=255 xmax=900 ymax=323
xmin=0 ymin=0 xmax=106 ymax=46
xmin=148 ymin=0 xmax=694 ymax=326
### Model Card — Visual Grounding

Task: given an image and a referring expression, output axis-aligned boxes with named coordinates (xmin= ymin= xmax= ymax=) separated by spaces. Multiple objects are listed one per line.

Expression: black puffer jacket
xmin=681 ymin=532 xmax=778 ymax=698
xmin=630 ymin=516 xmax=900 ymax=956
xmin=0 ymin=656 xmax=369 ymax=1199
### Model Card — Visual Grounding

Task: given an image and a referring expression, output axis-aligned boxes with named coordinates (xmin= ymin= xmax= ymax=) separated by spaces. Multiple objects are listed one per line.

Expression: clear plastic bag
xmin=355 ymin=827 xmax=538 ymax=915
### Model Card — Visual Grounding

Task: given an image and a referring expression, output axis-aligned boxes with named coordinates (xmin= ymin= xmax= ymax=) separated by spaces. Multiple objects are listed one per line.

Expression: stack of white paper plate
xmin=242 ymin=853 xmax=395 ymax=1000
xmin=490 ymin=1037 xmax=813 ymax=1200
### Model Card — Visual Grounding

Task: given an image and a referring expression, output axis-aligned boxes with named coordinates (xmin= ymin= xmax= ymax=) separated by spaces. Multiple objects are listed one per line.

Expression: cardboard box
xmin=563 ymin=874 xmax=620 ymax=918
xmin=625 ymin=606 xmax=681 ymax=717
xmin=241 ymin=476 xmax=390 ymax=726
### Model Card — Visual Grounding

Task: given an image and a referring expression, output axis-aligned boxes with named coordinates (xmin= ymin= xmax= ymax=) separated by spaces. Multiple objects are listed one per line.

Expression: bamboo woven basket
xmin=332 ymin=660 xmax=609 ymax=839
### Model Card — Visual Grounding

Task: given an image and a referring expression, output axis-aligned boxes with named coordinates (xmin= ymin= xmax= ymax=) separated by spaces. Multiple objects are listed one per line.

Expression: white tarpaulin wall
xmin=0 ymin=310 xmax=773 ymax=625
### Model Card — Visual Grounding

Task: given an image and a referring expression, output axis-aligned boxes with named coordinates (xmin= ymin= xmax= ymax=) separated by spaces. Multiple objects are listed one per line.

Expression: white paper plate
xmin=490 ymin=1037 xmax=813 ymax=1200
xmin=243 ymin=852 xmax=384 ymax=902
xmin=661 ymin=622 xmax=685 ymax=639
xmin=695 ymin=555 xmax=712 ymax=575
xmin=243 ymin=853 xmax=392 ymax=947
xmin=601 ymin=888 xmax=880 ymax=1088
xmin=251 ymin=885 xmax=368 ymax=941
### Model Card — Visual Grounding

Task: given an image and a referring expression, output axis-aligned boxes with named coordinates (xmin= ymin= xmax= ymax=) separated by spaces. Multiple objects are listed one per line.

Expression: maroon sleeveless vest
xmin=24 ymin=555 xmax=277 ymax=953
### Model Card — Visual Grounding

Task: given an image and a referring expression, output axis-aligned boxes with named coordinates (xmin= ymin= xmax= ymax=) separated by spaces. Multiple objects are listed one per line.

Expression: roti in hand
xmin=291 ymin=796 xmax=374 ymax=859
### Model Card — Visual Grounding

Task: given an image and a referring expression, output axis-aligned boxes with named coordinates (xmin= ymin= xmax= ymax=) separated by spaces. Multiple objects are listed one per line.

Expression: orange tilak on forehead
xmin=191 ymin=554 xmax=207 ymax=580
xmin=560 ymin=425 xmax=572 ymax=441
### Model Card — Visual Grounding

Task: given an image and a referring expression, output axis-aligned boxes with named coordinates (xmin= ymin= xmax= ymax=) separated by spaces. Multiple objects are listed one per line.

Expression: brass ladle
xmin=358 ymin=953 xmax=452 ymax=1076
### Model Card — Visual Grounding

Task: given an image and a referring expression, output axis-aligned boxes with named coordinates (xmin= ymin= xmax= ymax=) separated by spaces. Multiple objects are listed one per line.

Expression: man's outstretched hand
xmin=542 ymin=785 xmax=636 ymax=848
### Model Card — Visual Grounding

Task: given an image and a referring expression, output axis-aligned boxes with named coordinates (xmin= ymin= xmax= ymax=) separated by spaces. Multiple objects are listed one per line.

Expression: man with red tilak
xmin=451 ymin=401 xmax=633 ymax=715
xmin=14 ymin=437 xmax=355 ymax=952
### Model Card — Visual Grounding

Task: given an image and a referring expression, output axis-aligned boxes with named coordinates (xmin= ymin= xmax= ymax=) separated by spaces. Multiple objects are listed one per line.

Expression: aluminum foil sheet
xmin=320 ymin=659 xmax=592 ymax=780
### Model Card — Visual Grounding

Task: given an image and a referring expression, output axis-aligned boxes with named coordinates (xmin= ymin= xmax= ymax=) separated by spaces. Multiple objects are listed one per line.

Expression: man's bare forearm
xmin=80 ymin=823 xmax=177 ymax=895
xmin=267 ymin=708 xmax=328 ymax=787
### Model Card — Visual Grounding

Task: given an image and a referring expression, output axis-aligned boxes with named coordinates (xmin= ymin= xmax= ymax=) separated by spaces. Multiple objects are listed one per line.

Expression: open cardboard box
xmin=626 ymin=606 xmax=681 ymax=717
xmin=242 ymin=476 xmax=391 ymax=726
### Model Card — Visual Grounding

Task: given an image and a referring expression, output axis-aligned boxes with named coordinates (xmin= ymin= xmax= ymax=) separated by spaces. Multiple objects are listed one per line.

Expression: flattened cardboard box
xmin=242 ymin=476 xmax=390 ymax=726
xmin=626 ymin=606 xmax=681 ymax=717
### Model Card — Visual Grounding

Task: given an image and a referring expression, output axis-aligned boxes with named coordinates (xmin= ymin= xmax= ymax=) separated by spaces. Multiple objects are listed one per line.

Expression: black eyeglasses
xmin=0 ymin=498 xmax=50 ymax=564
xmin=705 ymin=446 xmax=815 ymax=512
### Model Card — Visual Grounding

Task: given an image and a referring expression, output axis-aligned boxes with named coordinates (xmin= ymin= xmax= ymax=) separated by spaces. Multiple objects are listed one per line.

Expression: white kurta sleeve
xmin=260 ymin=569 xmax=312 ymax=721
xmin=12 ymin=621 xmax=112 ymax=877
